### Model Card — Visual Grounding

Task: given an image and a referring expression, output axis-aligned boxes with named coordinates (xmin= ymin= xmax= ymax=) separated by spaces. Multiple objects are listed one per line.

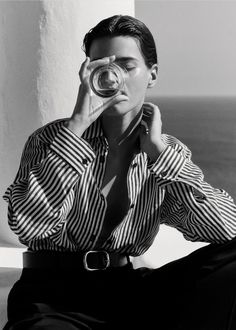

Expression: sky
xmin=135 ymin=0 xmax=236 ymax=97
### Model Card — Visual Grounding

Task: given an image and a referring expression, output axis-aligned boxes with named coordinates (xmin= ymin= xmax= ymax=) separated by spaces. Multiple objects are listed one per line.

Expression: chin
xmin=104 ymin=101 xmax=130 ymax=116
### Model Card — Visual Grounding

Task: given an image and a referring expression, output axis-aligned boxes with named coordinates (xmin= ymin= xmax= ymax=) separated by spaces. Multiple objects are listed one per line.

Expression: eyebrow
xmin=115 ymin=56 xmax=138 ymax=62
xmin=92 ymin=56 xmax=138 ymax=62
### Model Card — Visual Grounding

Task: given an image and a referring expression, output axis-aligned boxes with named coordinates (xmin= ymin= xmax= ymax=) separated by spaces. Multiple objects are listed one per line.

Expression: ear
xmin=147 ymin=64 xmax=158 ymax=88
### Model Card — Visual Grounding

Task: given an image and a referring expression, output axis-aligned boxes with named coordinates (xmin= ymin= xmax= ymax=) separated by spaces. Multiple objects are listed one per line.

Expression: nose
xmin=100 ymin=70 xmax=118 ymax=89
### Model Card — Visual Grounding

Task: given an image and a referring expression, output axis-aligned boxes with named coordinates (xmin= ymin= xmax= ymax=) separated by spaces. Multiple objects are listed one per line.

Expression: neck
xmin=101 ymin=110 xmax=142 ymax=150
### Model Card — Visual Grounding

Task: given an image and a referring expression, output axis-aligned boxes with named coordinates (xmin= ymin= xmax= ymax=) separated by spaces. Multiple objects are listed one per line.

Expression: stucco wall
xmin=0 ymin=0 xmax=134 ymax=250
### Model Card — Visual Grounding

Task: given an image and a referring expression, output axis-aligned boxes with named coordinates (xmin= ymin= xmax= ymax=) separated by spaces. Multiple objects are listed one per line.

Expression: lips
xmin=119 ymin=90 xmax=128 ymax=98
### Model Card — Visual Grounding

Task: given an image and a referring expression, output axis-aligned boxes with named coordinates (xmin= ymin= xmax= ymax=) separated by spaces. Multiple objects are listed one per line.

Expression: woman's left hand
xmin=140 ymin=102 xmax=167 ymax=162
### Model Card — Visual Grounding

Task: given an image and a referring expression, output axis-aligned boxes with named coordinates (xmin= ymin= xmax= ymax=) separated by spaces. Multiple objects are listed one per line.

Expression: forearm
xmin=163 ymin=181 xmax=236 ymax=243
xmin=64 ymin=116 xmax=89 ymax=138
xmin=3 ymin=124 xmax=95 ymax=242
xmin=5 ymin=153 xmax=78 ymax=241
xmin=150 ymin=135 xmax=236 ymax=242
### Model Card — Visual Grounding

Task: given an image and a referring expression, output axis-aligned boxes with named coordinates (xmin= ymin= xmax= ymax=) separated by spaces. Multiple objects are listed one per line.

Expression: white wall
xmin=0 ymin=0 xmax=134 ymax=264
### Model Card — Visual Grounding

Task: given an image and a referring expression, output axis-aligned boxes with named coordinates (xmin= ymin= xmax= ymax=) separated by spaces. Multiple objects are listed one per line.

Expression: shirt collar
xmin=82 ymin=118 xmax=104 ymax=141
xmin=82 ymin=110 xmax=144 ymax=142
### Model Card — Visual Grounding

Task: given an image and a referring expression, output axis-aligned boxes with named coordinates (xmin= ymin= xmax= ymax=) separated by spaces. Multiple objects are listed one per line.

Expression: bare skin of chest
xmin=95 ymin=148 xmax=136 ymax=246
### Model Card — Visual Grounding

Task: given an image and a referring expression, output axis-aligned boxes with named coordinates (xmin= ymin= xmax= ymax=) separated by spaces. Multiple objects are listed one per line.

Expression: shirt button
xmin=132 ymin=163 xmax=138 ymax=169
xmin=193 ymin=188 xmax=206 ymax=200
xmin=82 ymin=158 xmax=88 ymax=165
xmin=89 ymin=234 xmax=96 ymax=242
xmin=160 ymin=170 xmax=168 ymax=177
xmin=107 ymin=238 xmax=112 ymax=244
xmin=130 ymin=203 xmax=135 ymax=209
xmin=100 ymin=155 xmax=105 ymax=163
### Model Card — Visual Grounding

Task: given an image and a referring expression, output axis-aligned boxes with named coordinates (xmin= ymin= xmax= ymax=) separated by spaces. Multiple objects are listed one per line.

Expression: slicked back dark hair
xmin=83 ymin=15 xmax=158 ymax=68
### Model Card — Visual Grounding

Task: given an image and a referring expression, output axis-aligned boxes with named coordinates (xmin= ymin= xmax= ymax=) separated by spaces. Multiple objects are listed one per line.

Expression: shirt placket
xmin=127 ymin=153 xmax=144 ymax=207
xmin=87 ymin=137 xmax=109 ymax=248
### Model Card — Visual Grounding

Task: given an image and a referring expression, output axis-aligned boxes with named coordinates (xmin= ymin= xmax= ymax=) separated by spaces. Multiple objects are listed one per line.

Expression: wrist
xmin=64 ymin=118 xmax=88 ymax=137
xmin=146 ymin=141 xmax=167 ymax=162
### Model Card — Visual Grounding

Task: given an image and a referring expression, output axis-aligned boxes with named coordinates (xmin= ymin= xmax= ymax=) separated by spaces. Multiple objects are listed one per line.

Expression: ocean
xmin=146 ymin=96 xmax=236 ymax=200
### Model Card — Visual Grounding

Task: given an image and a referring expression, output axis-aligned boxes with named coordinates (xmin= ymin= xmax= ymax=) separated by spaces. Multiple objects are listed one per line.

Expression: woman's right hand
xmin=65 ymin=56 xmax=128 ymax=137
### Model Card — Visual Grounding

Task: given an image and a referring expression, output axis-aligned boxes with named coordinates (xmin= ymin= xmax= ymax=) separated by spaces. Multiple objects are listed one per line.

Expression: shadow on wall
xmin=0 ymin=1 xmax=43 ymax=247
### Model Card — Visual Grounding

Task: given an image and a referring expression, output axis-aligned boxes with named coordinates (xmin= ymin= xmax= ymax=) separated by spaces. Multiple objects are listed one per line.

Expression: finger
xmin=141 ymin=119 xmax=148 ymax=129
xmin=143 ymin=103 xmax=161 ymax=120
xmin=79 ymin=57 xmax=90 ymax=80
xmin=140 ymin=119 xmax=150 ymax=135
xmin=143 ymin=105 xmax=154 ymax=112
xmin=89 ymin=93 xmax=128 ymax=118
xmin=142 ymin=110 xmax=152 ymax=116
xmin=142 ymin=103 xmax=154 ymax=111
xmin=143 ymin=102 xmax=158 ymax=108
xmin=142 ymin=109 xmax=153 ymax=119
xmin=102 ymin=93 xmax=128 ymax=109
xmin=88 ymin=55 xmax=116 ymax=71
xmin=143 ymin=102 xmax=160 ymax=113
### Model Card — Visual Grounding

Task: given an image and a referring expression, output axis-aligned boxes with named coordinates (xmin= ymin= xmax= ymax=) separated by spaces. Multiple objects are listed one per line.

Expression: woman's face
xmin=89 ymin=36 xmax=157 ymax=117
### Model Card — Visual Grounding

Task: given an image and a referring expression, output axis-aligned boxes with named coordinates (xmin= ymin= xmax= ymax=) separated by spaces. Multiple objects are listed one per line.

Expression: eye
xmin=124 ymin=64 xmax=136 ymax=71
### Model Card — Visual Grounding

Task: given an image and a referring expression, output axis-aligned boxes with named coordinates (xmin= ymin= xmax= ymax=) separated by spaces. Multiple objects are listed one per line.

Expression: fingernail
xmin=141 ymin=120 xmax=148 ymax=129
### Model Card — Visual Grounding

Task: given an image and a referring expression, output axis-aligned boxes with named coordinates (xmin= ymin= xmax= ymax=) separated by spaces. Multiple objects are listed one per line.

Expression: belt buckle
xmin=83 ymin=250 xmax=110 ymax=271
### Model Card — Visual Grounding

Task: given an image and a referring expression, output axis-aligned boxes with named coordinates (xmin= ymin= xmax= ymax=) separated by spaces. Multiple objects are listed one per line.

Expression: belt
xmin=23 ymin=250 xmax=131 ymax=271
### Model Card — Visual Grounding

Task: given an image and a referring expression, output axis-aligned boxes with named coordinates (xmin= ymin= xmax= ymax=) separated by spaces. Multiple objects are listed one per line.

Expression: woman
xmin=3 ymin=15 xmax=236 ymax=329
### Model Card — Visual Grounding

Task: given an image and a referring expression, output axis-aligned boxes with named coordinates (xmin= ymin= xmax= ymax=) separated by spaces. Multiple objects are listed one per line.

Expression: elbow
xmin=217 ymin=221 xmax=236 ymax=243
xmin=222 ymin=230 xmax=236 ymax=242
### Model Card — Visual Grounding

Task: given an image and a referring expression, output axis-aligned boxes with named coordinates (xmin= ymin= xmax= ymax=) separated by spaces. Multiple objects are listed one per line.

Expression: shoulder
xmin=28 ymin=118 xmax=69 ymax=145
xmin=19 ymin=118 xmax=69 ymax=159
xmin=161 ymin=133 xmax=192 ymax=159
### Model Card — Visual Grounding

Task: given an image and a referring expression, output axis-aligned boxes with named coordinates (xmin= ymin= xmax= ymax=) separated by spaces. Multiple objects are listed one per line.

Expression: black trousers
xmin=4 ymin=238 xmax=236 ymax=330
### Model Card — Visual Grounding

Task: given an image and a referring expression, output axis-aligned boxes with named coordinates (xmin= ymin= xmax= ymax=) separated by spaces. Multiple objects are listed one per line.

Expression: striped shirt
xmin=3 ymin=118 xmax=236 ymax=256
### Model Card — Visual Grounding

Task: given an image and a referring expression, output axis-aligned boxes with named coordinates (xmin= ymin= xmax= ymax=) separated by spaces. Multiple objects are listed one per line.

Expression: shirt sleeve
xmin=2 ymin=121 xmax=95 ymax=243
xmin=148 ymin=134 xmax=236 ymax=243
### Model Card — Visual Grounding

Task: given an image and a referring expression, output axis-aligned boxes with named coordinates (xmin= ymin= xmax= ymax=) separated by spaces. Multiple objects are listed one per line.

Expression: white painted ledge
xmin=0 ymin=247 xmax=26 ymax=268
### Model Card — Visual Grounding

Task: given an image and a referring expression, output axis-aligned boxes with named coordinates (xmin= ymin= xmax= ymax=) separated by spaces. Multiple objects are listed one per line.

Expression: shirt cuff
xmin=50 ymin=125 xmax=95 ymax=174
xmin=148 ymin=145 xmax=186 ymax=180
